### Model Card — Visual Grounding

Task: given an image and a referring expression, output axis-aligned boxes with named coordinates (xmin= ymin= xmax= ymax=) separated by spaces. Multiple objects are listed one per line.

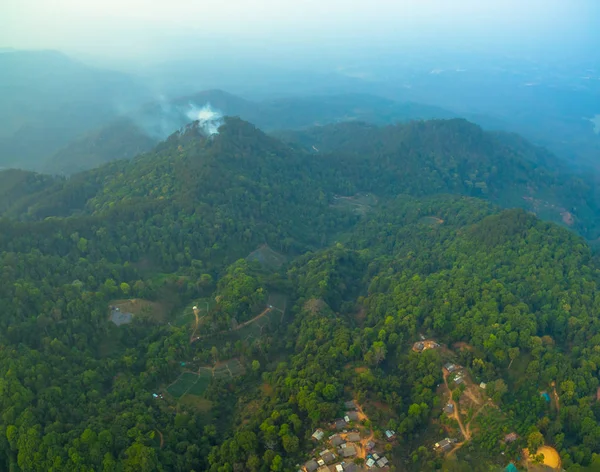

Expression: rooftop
xmin=345 ymin=411 xmax=359 ymax=422
xmin=335 ymin=419 xmax=347 ymax=430
xmin=435 ymin=438 xmax=454 ymax=451
xmin=319 ymin=451 xmax=335 ymax=463
xmin=344 ymin=400 xmax=357 ymax=410
xmin=305 ymin=459 xmax=319 ymax=472
xmin=341 ymin=445 xmax=356 ymax=457
xmin=346 ymin=432 xmax=360 ymax=442
xmin=330 ymin=434 xmax=345 ymax=447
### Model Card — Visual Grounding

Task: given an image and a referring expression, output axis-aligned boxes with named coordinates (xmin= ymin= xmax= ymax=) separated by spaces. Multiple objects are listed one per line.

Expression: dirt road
xmin=443 ymin=370 xmax=469 ymax=441
xmin=190 ymin=306 xmax=275 ymax=344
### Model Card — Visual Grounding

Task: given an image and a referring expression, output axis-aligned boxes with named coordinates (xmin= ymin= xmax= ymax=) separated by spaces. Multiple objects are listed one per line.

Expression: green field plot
xmin=167 ymin=373 xmax=198 ymax=398
xmin=186 ymin=373 xmax=211 ymax=396
xmin=227 ymin=358 xmax=245 ymax=376
xmin=167 ymin=370 xmax=213 ymax=398
xmin=211 ymin=359 xmax=246 ymax=379
xmin=247 ymin=245 xmax=287 ymax=270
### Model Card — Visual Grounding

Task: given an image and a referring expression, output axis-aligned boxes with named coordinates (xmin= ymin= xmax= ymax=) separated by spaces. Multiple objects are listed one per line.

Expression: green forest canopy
xmin=2 ymin=117 xmax=600 ymax=471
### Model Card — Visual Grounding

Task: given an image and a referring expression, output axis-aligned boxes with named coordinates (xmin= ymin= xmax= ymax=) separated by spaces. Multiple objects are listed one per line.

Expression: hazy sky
xmin=2 ymin=0 xmax=599 ymax=66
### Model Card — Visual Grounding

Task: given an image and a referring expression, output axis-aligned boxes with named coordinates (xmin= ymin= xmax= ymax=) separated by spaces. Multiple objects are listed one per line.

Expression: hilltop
xmin=41 ymin=90 xmax=457 ymax=174
xmin=3 ymin=116 xmax=600 ymax=240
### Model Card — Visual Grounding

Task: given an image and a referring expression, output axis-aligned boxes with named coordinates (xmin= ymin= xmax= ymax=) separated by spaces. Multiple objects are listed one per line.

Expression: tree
xmin=508 ymin=347 xmax=520 ymax=369
xmin=528 ymin=431 xmax=544 ymax=454
xmin=252 ymin=360 xmax=261 ymax=372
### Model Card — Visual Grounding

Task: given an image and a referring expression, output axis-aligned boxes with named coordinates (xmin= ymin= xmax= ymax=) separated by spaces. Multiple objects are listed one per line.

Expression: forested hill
xmin=41 ymin=91 xmax=457 ymax=174
xmin=6 ymin=116 xmax=600 ymax=240
xmin=276 ymin=119 xmax=600 ymax=238
xmin=3 ymin=113 xmax=600 ymax=470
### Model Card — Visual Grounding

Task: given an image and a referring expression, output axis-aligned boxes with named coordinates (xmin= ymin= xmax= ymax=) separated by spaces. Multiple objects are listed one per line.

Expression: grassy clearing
xmin=110 ymin=298 xmax=168 ymax=323
xmin=213 ymin=359 xmax=246 ymax=378
xmin=173 ymin=298 xmax=214 ymax=328
xmin=179 ymin=395 xmax=213 ymax=413
xmin=247 ymin=245 xmax=287 ymax=270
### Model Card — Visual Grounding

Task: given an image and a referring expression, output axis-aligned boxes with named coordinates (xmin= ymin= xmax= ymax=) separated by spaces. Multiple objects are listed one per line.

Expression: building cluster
xmin=303 ymin=400 xmax=391 ymax=471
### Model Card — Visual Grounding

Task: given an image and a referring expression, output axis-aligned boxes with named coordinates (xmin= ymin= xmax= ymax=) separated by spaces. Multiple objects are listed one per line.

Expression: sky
xmin=2 ymin=0 xmax=599 ymax=68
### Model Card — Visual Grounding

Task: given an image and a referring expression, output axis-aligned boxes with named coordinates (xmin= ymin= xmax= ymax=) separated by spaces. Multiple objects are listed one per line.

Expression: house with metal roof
xmin=334 ymin=418 xmax=348 ymax=430
xmin=344 ymin=400 xmax=357 ymax=410
xmin=319 ymin=450 xmax=335 ymax=464
xmin=340 ymin=444 xmax=356 ymax=457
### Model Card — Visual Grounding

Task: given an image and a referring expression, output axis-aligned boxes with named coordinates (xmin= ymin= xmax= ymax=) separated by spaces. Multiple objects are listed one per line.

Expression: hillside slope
xmin=5 ymin=116 xmax=600 ymax=239
xmin=2 ymin=116 xmax=600 ymax=470
xmin=279 ymin=119 xmax=600 ymax=238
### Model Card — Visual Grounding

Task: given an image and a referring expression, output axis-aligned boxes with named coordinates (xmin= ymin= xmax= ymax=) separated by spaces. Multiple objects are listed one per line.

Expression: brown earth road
xmin=156 ymin=429 xmax=164 ymax=449
xmin=443 ymin=370 xmax=469 ymax=441
xmin=352 ymin=401 xmax=374 ymax=459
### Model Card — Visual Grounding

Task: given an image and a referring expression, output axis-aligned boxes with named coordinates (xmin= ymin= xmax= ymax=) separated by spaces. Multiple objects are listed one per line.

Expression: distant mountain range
xmin=0 ymin=50 xmax=153 ymax=171
xmin=1 ymin=49 xmax=599 ymax=176
xmin=42 ymin=90 xmax=459 ymax=174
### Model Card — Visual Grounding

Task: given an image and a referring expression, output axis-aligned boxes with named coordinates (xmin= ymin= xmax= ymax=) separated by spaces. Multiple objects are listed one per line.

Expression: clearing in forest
xmin=109 ymin=299 xmax=168 ymax=323
xmin=523 ymin=446 xmax=561 ymax=470
xmin=440 ymin=365 xmax=495 ymax=455
xmin=246 ymin=245 xmax=287 ymax=270
xmin=331 ymin=193 xmax=378 ymax=216
xmin=179 ymin=395 xmax=213 ymax=413
xmin=193 ymin=293 xmax=287 ymax=346
xmin=166 ymin=370 xmax=212 ymax=398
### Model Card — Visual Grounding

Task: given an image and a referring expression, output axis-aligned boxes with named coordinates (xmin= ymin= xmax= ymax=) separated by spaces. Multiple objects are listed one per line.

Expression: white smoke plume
xmin=186 ymin=103 xmax=224 ymax=135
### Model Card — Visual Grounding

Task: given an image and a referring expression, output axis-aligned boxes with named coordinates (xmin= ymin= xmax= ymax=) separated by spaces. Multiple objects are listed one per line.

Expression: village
xmin=412 ymin=336 xmax=562 ymax=471
xmin=301 ymin=400 xmax=394 ymax=472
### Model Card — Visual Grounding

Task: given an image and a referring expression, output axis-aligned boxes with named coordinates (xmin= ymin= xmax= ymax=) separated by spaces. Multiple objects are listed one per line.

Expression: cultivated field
xmin=167 ymin=370 xmax=212 ymax=398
